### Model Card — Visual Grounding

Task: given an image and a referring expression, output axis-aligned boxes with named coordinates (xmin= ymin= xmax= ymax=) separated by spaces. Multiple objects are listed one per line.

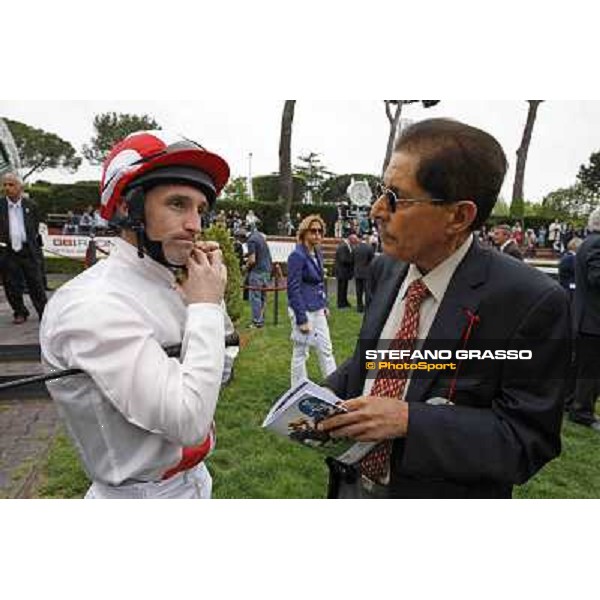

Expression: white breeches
xmin=84 ymin=462 xmax=213 ymax=499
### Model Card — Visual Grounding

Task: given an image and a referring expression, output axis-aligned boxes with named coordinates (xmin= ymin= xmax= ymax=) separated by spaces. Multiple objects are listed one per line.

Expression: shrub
xmin=202 ymin=225 xmax=243 ymax=323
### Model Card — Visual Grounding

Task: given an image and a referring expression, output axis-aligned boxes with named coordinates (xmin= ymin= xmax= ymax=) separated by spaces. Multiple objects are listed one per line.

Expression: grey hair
xmin=588 ymin=208 xmax=600 ymax=232
xmin=1 ymin=171 xmax=23 ymax=186
xmin=567 ymin=237 xmax=583 ymax=252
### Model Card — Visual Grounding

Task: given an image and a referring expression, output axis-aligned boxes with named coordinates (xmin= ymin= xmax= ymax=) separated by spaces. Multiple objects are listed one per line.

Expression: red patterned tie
xmin=360 ymin=278 xmax=431 ymax=484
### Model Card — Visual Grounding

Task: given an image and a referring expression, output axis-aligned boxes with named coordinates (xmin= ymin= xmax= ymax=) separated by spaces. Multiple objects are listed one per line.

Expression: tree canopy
xmin=381 ymin=100 xmax=440 ymax=175
xmin=293 ymin=152 xmax=334 ymax=203
xmin=542 ymin=183 xmax=600 ymax=221
xmin=3 ymin=118 xmax=81 ymax=181
xmin=82 ymin=112 xmax=161 ymax=164
xmin=222 ymin=176 xmax=251 ymax=203
xmin=578 ymin=150 xmax=600 ymax=194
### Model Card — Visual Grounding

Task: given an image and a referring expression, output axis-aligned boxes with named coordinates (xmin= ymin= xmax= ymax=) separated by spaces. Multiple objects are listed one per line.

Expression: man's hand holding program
xmin=318 ymin=395 xmax=409 ymax=442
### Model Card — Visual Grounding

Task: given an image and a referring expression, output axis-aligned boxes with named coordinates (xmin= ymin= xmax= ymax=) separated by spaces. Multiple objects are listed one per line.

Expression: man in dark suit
xmin=558 ymin=237 xmax=582 ymax=414
xmin=569 ymin=209 xmax=600 ymax=432
xmin=558 ymin=237 xmax=582 ymax=300
xmin=319 ymin=118 xmax=571 ymax=499
xmin=334 ymin=234 xmax=356 ymax=308
xmin=353 ymin=236 xmax=375 ymax=313
xmin=0 ymin=172 xmax=47 ymax=324
xmin=492 ymin=224 xmax=523 ymax=260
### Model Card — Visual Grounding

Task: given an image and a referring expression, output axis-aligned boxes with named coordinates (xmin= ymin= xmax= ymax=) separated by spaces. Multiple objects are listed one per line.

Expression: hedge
xmin=27 ymin=181 xmax=340 ymax=236
xmin=213 ymin=199 xmax=339 ymax=236
xmin=252 ymin=174 xmax=306 ymax=204
xmin=28 ymin=182 xmax=100 ymax=219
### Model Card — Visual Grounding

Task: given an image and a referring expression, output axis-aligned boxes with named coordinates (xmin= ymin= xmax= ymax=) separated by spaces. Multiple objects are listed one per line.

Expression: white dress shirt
xmin=363 ymin=234 xmax=474 ymax=399
xmin=6 ymin=197 xmax=27 ymax=251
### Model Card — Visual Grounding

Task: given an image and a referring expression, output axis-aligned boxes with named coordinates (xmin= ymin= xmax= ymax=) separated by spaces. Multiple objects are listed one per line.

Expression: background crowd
xmin=474 ymin=220 xmax=589 ymax=257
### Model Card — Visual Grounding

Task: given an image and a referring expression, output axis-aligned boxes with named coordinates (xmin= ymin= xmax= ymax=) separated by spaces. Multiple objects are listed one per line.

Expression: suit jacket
xmin=334 ymin=241 xmax=354 ymax=280
xmin=573 ymin=232 xmax=600 ymax=335
xmin=353 ymin=242 xmax=375 ymax=279
xmin=558 ymin=251 xmax=576 ymax=291
xmin=0 ymin=196 xmax=43 ymax=267
xmin=325 ymin=240 xmax=571 ymax=498
xmin=501 ymin=239 xmax=523 ymax=260
xmin=0 ymin=196 xmax=43 ymax=248
xmin=287 ymin=244 xmax=327 ymax=325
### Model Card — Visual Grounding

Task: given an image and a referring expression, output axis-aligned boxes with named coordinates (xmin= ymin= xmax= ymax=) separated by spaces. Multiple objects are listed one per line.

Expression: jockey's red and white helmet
xmin=99 ymin=130 xmax=230 ymax=221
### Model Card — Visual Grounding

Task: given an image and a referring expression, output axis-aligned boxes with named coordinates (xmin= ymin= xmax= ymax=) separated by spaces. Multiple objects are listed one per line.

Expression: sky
xmin=2 ymin=100 xmax=599 ymax=205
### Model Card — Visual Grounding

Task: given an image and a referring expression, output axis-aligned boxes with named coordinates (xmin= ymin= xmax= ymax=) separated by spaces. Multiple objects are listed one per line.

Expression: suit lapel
xmin=362 ymin=260 xmax=408 ymax=347
xmin=20 ymin=198 xmax=35 ymax=243
xmin=0 ymin=198 xmax=9 ymax=241
xmin=405 ymin=241 xmax=491 ymax=403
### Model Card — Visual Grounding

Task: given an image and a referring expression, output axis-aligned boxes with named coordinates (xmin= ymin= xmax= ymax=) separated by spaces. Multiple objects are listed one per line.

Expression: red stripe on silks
xmin=162 ymin=426 xmax=215 ymax=480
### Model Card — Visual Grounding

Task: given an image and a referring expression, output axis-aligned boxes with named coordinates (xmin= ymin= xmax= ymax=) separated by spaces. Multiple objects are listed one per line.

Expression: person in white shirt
xmin=40 ymin=131 xmax=234 ymax=499
xmin=245 ymin=209 xmax=260 ymax=231
xmin=548 ymin=219 xmax=560 ymax=248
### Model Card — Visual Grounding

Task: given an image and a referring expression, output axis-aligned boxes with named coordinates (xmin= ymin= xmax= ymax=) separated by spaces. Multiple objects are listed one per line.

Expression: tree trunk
xmin=22 ymin=161 xmax=45 ymax=182
xmin=279 ymin=100 xmax=296 ymax=213
xmin=512 ymin=100 xmax=543 ymax=206
xmin=382 ymin=100 xmax=404 ymax=176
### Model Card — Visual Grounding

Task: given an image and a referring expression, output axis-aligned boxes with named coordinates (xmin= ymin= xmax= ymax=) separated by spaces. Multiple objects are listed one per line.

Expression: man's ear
xmin=451 ymin=201 xmax=478 ymax=233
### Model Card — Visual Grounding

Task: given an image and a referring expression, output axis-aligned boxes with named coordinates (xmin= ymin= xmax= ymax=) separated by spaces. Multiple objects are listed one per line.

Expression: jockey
xmin=40 ymin=130 xmax=235 ymax=498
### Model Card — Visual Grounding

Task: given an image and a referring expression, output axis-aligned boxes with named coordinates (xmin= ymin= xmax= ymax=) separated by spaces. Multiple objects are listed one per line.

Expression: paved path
xmin=0 ymin=276 xmax=70 ymax=498
xmin=0 ymin=398 xmax=60 ymax=498
xmin=0 ymin=286 xmax=46 ymax=346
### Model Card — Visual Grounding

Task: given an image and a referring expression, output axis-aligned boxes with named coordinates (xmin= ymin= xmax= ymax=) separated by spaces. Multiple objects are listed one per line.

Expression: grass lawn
xmin=36 ymin=292 xmax=600 ymax=498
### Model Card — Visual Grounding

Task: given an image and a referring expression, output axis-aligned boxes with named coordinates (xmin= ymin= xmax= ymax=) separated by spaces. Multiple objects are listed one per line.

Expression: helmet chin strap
xmin=124 ymin=187 xmax=183 ymax=269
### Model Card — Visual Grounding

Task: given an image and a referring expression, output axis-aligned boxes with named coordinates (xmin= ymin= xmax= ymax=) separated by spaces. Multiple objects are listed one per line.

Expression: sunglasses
xmin=375 ymin=183 xmax=448 ymax=212
xmin=309 ymin=228 xmax=324 ymax=235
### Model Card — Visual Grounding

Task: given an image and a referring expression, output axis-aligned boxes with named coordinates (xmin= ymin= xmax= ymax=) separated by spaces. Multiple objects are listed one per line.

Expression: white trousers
xmin=290 ymin=309 xmax=337 ymax=387
xmin=84 ymin=462 xmax=212 ymax=499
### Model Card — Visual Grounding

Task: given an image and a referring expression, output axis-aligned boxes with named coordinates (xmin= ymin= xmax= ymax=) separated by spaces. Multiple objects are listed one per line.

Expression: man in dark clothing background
xmin=334 ymin=234 xmax=356 ymax=308
xmin=353 ymin=236 xmax=375 ymax=313
xmin=569 ymin=208 xmax=600 ymax=432
xmin=492 ymin=224 xmax=523 ymax=260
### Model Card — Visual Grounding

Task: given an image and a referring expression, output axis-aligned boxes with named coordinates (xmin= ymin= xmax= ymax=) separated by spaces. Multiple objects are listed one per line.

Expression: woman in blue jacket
xmin=287 ymin=215 xmax=337 ymax=386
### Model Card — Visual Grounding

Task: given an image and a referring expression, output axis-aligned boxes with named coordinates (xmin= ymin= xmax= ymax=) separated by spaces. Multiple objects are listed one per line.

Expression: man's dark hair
xmin=394 ymin=118 xmax=508 ymax=229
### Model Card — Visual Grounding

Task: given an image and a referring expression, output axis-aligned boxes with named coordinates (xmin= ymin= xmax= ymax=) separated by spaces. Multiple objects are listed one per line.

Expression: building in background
xmin=0 ymin=118 xmax=21 ymax=177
